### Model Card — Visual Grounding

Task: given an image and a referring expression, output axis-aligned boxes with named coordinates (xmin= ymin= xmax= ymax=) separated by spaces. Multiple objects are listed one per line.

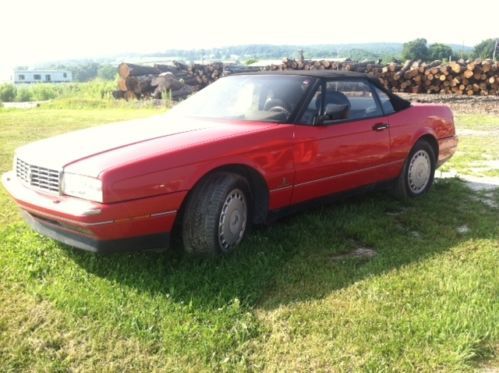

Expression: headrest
xmin=316 ymin=91 xmax=351 ymax=110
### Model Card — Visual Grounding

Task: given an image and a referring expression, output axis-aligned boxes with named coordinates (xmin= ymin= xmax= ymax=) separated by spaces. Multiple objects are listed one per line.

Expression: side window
xmin=325 ymin=80 xmax=382 ymax=120
xmin=296 ymin=85 xmax=322 ymax=125
xmin=374 ymin=87 xmax=395 ymax=115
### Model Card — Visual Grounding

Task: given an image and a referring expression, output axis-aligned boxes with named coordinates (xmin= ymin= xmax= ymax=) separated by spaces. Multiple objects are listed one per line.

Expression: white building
xmin=12 ymin=69 xmax=72 ymax=84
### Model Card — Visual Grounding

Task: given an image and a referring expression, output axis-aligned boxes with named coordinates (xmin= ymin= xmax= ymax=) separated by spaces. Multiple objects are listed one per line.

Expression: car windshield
xmin=169 ymin=75 xmax=314 ymax=123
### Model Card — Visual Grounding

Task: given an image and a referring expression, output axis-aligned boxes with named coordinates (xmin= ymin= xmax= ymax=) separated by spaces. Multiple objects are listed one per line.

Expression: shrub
xmin=15 ymin=87 xmax=33 ymax=102
xmin=3 ymin=80 xmax=116 ymax=103
xmin=0 ymin=84 xmax=17 ymax=102
xmin=244 ymin=58 xmax=258 ymax=65
xmin=30 ymin=84 xmax=61 ymax=100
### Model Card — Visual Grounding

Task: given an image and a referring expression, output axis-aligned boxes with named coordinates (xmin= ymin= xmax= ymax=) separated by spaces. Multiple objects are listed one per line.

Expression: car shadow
xmin=63 ymin=178 xmax=498 ymax=311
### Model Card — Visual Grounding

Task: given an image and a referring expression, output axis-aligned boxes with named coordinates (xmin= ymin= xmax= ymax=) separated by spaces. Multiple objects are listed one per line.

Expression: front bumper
xmin=20 ymin=209 xmax=170 ymax=253
xmin=2 ymin=171 xmax=187 ymax=253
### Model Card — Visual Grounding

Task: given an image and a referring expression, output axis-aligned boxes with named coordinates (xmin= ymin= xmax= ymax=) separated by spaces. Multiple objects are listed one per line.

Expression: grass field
xmin=439 ymin=114 xmax=499 ymax=177
xmin=0 ymin=106 xmax=498 ymax=371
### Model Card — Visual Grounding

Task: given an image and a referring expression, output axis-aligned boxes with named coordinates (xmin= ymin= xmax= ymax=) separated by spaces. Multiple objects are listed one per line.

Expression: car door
xmin=291 ymin=79 xmax=396 ymax=204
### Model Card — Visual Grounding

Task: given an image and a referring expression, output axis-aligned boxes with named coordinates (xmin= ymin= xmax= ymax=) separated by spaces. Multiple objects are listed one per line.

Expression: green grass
xmin=440 ymin=114 xmax=499 ymax=177
xmin=440 ymin=136 xmax=499 ymax=177
xmin=455 ymin=114 xmax=499 ymax=131
xmin=0 ymin=107 xmax=164 ymax=226
xmin=0 ymin=108 xmax=498 ymax=371
xmin=1 ymin=80 xmax=118 ymax=102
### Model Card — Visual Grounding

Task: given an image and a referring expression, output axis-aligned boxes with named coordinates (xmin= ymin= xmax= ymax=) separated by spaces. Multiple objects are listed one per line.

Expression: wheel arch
xmin=178 ymin=163 xmax=270 ymax=226
xmin=392 ymin=132 xmax=439 ymax=200
xmin=415 ymin=133 xmax=439 ymax=161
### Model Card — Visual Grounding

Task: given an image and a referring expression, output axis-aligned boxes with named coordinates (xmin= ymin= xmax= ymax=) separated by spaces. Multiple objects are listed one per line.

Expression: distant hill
xmin=150 ymin=43 xmax=406 ymax=62
xmin=39 ymin=44 xmax=406 ymax=67
xmin=447 ymin=44 xmax=475 ymax=54
xmin=115 ymin=43 xmax=472 ymax=65
xmin=36 ymin=43 xmax=476 ymax=68
xmin=31 ymin=43 xmax=476 ymax=82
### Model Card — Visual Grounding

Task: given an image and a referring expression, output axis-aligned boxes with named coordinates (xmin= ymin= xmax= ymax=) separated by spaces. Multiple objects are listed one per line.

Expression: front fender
xmin=106 ymin=147 xmax=294 ymax=208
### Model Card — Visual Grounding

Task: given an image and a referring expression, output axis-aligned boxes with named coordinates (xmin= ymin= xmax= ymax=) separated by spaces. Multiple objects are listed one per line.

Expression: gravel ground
xmin=398 ymin=93 xmax=499 ymax=115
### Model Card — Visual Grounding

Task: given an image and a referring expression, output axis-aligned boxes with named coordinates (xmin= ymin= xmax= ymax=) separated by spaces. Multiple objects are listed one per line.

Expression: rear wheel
xmin=393 ymin=140 xmax=436 ymax=199
xmin=182 ymin=172 xmax=250 ymax=256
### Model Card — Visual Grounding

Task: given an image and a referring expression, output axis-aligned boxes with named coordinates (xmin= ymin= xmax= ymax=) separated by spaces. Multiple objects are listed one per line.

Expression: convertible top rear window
xmin=369 ymin=78 xmax=410 ymax=112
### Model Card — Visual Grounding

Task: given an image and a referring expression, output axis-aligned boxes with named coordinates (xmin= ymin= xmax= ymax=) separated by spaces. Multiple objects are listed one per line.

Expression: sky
xmin=0 ymin=0 xmax=498 ymax=73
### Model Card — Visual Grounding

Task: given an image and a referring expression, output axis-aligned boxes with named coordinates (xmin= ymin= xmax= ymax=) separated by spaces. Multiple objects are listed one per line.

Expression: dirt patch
xmin=456 ymin=225 xmax=470 ymax=234
xmin=436 ymin=172 xmax=499 ymax=209
xmin=398 ymin=93 xmax=499 ymax=115
xmin=331 ymin=247 xmax=377 ymax=261
xmin=437 ymin=172 xmax=499 ymax=191
xmin=1 ymin=101 xmax=44 ymax=109
xmin=457 ymin=128 xmax=499 ymax=137
xmin=474 ymin=192 xmax=499 ymax=209
xmin=461 ymin=175 xmax=499 ymax=192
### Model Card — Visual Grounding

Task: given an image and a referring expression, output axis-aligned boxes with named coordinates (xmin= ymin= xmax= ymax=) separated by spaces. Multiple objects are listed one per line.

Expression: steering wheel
xmin=264 ymin=98 xmax=290 ymax=116
xmin=268 ymin=105 xmax=289 ymax=114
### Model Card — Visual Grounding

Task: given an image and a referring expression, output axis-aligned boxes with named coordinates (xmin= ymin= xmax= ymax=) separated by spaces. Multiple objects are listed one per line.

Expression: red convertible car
xmin=2 ymin=71 xmax=457 ymax=255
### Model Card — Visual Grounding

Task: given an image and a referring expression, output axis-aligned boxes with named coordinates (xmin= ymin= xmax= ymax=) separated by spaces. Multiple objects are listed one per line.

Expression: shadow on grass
xmin=63 ymin=178 xmax=498 ymax=311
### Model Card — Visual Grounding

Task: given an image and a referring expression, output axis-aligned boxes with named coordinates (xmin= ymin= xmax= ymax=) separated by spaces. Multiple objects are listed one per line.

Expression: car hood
xmin=15 ymin=114 xmax=273 ymax=172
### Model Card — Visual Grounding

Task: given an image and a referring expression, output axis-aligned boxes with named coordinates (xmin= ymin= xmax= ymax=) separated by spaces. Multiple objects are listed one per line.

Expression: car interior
xmin=298 ymin=80 xmax=384 ymax=125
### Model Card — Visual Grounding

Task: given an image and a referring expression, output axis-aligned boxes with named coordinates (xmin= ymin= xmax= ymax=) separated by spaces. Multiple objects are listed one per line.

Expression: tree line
xmin=402 ymin=38 xmax=497 ymax=61
xmin=9 ymin=38 xmax=498 ymax=86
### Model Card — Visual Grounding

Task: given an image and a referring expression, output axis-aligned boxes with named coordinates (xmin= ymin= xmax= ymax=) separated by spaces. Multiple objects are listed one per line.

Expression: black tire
xmin=393 ymin=140 xmax=436 ymax=199
xmin=182 ymin=172 xmax=251 ymax=256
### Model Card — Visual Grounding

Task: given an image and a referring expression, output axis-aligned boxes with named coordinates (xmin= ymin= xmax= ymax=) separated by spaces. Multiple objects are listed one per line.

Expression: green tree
xmin=15 ymin=87 xmax=33 ymax=102
xmin=244 ymin=58 xmax=258 ymax=65
xmin=428 ymin=43 xmax=454 ymax=61
xmin=0 ymin=84 xmax=17 ymax=102
xmin=473 ymin=38 xmax=497 ymax=59
xmin=70 ymin=63 xmax=100 ymax=82
xmin=97 ymin=64 xmax=117 ymax=80
xmin=402 ymin=38 xmax=429 ymax=61
xmin=213 ymin=50 xmax=222 ymax=60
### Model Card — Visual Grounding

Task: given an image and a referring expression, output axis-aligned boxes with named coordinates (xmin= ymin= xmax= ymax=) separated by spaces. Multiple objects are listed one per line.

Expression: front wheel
xmin=393 ymin=140 xmax=436 ymax=199
xmin=182 ymin=172 xmax=250 ymax=256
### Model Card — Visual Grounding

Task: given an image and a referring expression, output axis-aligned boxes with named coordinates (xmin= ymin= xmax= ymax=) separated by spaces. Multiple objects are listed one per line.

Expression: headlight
xmin=61 ymin=173 xmax=103 ymax=203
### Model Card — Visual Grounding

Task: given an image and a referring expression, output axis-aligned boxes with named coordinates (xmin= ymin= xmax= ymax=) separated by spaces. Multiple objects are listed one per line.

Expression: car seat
xmin=317 ymin=91 xmax=351 ymax=112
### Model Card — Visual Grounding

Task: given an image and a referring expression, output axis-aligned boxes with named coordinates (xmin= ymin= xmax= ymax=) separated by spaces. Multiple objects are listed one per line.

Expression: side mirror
xmin=317 ymin=104 xmax=349 ymax=124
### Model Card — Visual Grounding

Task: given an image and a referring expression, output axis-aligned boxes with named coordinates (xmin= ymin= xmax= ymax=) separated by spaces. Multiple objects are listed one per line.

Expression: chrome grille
xmin=16 ymin=158 xmax=60 ymax=193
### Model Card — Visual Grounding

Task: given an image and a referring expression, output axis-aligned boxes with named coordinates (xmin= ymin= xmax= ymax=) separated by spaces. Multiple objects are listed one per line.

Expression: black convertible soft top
xmin=240 ymin=70 xmax=411 ymax=112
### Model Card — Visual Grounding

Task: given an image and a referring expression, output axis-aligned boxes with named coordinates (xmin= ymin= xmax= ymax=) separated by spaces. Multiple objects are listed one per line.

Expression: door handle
xmin=372 ymin=123 xmax=390 ymax=131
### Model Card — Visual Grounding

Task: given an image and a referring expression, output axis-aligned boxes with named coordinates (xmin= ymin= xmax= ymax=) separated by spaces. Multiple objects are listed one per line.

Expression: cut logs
xmin=116 ymin=61 xmax=261 ymax=100
xmin=115 ymin=59 xmax=499 ymax=100
xmin=267 ymin=58 xmax=499 ymax=96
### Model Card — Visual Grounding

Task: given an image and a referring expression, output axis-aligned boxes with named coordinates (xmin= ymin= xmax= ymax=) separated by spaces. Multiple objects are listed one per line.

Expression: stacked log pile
xmin=115 ymin=59 xmax=499 ymax=100
xmin=267 ymin=58 xmax=499 ymax=96
xmin=266 ymin=58 xmax=383 ymax=73
xmin=116 ymin=62 xmax=260 ymax=100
